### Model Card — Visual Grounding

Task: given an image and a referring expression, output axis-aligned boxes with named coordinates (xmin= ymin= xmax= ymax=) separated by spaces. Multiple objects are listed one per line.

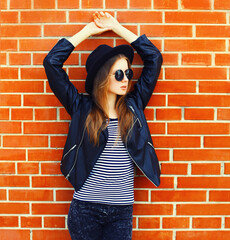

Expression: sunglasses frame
xmin=109 ymin=69 xmax=133 ymax=82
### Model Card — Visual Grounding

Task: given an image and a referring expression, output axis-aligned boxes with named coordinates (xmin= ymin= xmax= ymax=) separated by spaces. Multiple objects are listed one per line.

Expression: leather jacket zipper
xmin=66 ymin=126 xmax=86 ymax=180
xmin=125 ymin=115 xmax=157 ymax=187
xmin=62 ymin=144 xmax=77 ymax=160
xmin=128 ymin=105 xmax=142 ymax=128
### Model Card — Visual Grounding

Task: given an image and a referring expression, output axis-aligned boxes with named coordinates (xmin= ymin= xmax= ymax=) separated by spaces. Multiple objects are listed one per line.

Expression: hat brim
xmin=85 ymin=44 xmax=134 ymax=95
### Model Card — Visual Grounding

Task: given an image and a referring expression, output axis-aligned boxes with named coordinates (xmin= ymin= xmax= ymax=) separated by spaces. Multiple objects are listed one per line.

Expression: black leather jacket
xmin=43 ymin=34 xmax=163 ymax=191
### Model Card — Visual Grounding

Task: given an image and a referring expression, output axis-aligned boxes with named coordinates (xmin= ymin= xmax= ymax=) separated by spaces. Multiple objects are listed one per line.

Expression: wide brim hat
xmin=85 ymin=44 xmax=134 ymax=95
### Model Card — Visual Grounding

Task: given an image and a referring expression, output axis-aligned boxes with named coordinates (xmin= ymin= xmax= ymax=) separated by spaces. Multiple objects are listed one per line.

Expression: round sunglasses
xmin=109 ymin=69 xmax=133 ymax=81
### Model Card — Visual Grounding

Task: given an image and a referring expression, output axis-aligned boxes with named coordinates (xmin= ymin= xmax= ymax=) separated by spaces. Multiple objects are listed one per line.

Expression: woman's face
xmin=107 ymin=57 xmax=130 ymax=96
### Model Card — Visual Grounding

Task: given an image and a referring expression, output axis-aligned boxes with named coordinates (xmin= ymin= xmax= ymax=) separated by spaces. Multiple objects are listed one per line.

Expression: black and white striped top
xmin=73 ymin=118 xmax=134 ymax=205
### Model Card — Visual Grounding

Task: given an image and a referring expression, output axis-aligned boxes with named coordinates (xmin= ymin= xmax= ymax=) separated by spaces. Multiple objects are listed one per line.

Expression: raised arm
xmin=93 ymin=12 xmax=163 ymax=109
xmin=43 ymin=22 xmax=109 ymax=116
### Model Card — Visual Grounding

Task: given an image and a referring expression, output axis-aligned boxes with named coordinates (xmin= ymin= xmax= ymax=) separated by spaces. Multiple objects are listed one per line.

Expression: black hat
xmin=85 ymin=44 xmax=134 ymax=95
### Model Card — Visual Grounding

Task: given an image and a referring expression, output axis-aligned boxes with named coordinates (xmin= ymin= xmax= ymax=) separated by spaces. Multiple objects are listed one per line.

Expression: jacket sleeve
xmin=129 ymin=34 xmax=163 ymax=110
xmin=43 ymin=38 xmax=81 ymax=116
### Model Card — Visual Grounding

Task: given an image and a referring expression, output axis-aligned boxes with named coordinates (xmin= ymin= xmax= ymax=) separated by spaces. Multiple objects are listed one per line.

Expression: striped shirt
xmin=73 ymin=118 xmax=134 ymax=205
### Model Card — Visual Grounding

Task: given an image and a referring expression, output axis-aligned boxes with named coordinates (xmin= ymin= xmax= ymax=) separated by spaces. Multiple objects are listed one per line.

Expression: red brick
xmin=56 ymin=190 xmax=74 ymax=201
xmin=138 ymin=217 xmax=160 ymax=228
xmin=21 ymin=11 xmax=66 ymax=23
xmin=9 ymin=53 xmax=31 ymax=65
xmin=161 ymin=53 xmax=178 ymax=65
xmin=1 ymin=81 xmax=44 ymax=93
xmin=132 ymin=230 xmax=172 ymax=240
xmin=165 ymin=67 xmax=226 ymax=80
xmin=3 ymin=135 xmax=48 ymax=148
xmin=50 ymin=136 xmax=67 ymax=148
xmin=82 ymin=0 xmax=103 ymax=8
xmin=214 ymin=0 xmax=230 ymax=9
xmin=135 ymin=176 xmax=174 ymax=189
xmin=177 ymin=204 xmax=230 ymax=215
xmin=20 ymin=39 xmax=57 ymax=51
xmin=1 ymin=68 xmax=18 ymax=79
xmin=0 ymin=203 xmax=29 ymax=214
xmin=106 ymin=0 xmax=127 ymax=8
xmin=1 ymin=25 xmax=41 ymax=37
xmin=168 ymin=122 xmax=230 ymax=135
xmin=147 ymin=95 xmax=166 ymax=106
xmin=197 ymin=26 xmax=230 ymax=38
xmin=163 ymin=217 xmax=189 ymax=228
xmin=21 ymin=68 xmax=46 ymax=79
xmin=24 ymin=95 xmax=60 ymax=107
xmin=0 ymin=0 xmax=7 ymax=9
xmin=24 ymin=122 xmax=69 ymax=134
xmin=133 ymin=203 xmax=173 ymax=215
xmin=28 ymin=149 xmax=63 ymax=161
xmin=59 ymin=108 xmax=71 ymax=120
xmin=10 ymin=0 xmax=31 ymax=9
xmin=9 ymin=189 xmax=53 ymax=201
xmin=130 ymin=0 xmax=151 ymax=9
xmin=34 ymin=0 xmax=55 ymax=9
xmin=165 ymin=11 xmax=226 ymax=24
xmin=0 ymin=230 xmax=30 ymax=240
xmin=41 ymin=162 xmax=61 ymax=175
xmin=1 ymin=11 xmax=18 ymax=23
xmin=33 ymin=230 xmax=71 ymax=240
xmin=153 ymin=136 xmax=200 ymax=148
xmin=32 ymin=203 xmax=70 ymax=215
xmin=161 ymin=163 xmax=188 ymax=175
xmin=0 ymin=216 xmax=18 ymax=227
xmin=11 ymin=108 xmax=33 ymax=120
xmin=134 ymin=190 xmax=149 ymax=202
xmin=0 ymin=108 xmax=9 ymax=120
xmin=226 ymin=217 xmax=230 ymax=228
xmin=0 ymin=176 xmax=29 ymax=187
xmin=184 ymin=108 xmax=214 ymax=120
xmin=58 ymin=0 xmax=79 ymax=9
xmin=141 ymin=25 xmax=192 ymax=37
xmin=32 ymin=176 xmax=71 ymax=188
xmin=209 ymin=191 xmax=230 ymax=202
xmin=168 ymin=95 xmax=230 ymax=107
xmin=174 ymin=149 xmax=230 ymax=161
xmin=177 ymin=177 xmax=230 ymax=188
xmin=154 ymin=81 xmax=196 ymax=93
xmin=200 ymin=81 xmax=230 ymax=93
xmin=1 ymin=53 xmax=6 ymax=65
xmin=144 ymin=108 xmax=154 ymax=121
xmin=182 ymin=53 xmax=212 ymax=65
xmin=17 ymin=162 xmax=39 ymax=174
xmin=204 ymin=137 xmax=230 ymax=148
xmin=21 ymin=217 xmax=42 ymax=228
xmin=0 ymin=149 xmax=26 ymax=161
xmin=44 ymin=217 xmax=65 ymax=228
xmin=181 ymin=0 xmax=211 ymax=9
xmin=151 ymin=190 xmax=206 ymax=202
xmin=148 ymin=122 xmax=165 ymax=134
xmin=177 ymin=231 xmax=230 ymax=240
xmin=0 ymin=122 xmax=21 ymax=133
xmin=156 ymin=108 xmax=181 ymax=120
xmin=191 ymin=163 xmax=221 ymax=175
xmin=35 ymin=108 xmax=57 ymax=120
xmin=215 ymin=54 xmax=230 ymax=66
xmin=117 ymin=11 xmax=162 ymax=23
xmin=165 ymin=39 xmax=225 ymax=51
xmin=0 ymin=162 xmax=15 ymax=174
xmin=0 ymin=39 xmax=17 ymax=51
xmin=193 ymin=217 xmax=221 ymax=228
xmin=217 ymin=108 xmax=230 ymax=120
xmin=154 ymin=0 xmax=178 ymax=9
xmin=225 ymin=163 xmax=230 ymax=174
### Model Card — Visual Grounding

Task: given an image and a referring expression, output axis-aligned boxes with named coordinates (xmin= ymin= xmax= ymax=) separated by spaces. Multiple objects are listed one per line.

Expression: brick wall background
xmin=1 ymin=0 xmax=230 ymax=239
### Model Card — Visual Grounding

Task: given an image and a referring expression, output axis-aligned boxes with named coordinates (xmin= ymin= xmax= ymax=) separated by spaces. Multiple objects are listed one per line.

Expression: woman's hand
xmin=93 ymin=12 xmax=120 ymax=31
xmin=83 ymin=22 xmax=110 ymax=36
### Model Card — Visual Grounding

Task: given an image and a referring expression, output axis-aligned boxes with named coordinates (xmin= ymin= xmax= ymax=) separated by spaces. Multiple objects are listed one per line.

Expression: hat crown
xmin=86 ymin=44 xmax=112 ymax=73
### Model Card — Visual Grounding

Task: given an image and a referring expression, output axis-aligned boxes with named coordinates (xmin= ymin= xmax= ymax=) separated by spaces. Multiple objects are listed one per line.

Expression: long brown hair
xmin=85 ymin=54 xmax=134 ymax=146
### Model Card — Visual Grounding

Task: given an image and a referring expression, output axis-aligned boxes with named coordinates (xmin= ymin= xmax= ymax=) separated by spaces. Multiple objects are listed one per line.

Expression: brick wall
xmin=1 ymin=0 xmax=230 ymax=239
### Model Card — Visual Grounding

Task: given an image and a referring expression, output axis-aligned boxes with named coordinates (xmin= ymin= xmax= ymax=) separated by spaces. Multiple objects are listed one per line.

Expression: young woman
xmin=43 ymin=11 xmax=162 ymax=240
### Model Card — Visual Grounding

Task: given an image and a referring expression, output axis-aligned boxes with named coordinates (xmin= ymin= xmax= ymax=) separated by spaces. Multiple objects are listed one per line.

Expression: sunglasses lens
xmin=125 ymin=69 xmax=133 ymax=80
xmin=115 ymin=70 xmax=124 ymax=81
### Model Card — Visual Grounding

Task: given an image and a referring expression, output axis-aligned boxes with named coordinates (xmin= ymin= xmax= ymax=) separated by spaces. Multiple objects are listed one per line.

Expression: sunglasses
xmin=109 ymin=69 xmax=133 ymax=81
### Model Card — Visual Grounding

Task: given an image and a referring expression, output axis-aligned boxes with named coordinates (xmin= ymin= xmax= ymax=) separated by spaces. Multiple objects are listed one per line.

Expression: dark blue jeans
xmin=67 ymin=198 xmax=133 ymax=240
